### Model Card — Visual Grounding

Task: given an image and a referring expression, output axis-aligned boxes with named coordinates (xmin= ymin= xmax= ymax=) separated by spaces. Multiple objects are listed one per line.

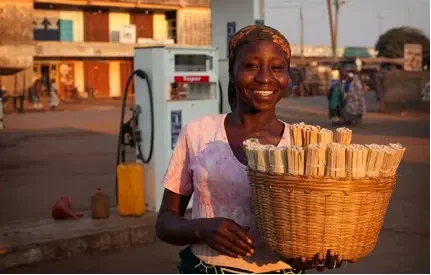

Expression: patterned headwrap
xmin=227 ymin=25 xmax=291 ymax=111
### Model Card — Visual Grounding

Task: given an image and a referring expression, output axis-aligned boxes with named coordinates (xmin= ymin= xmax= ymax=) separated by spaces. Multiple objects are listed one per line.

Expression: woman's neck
xmin=232 ymin=107 xmax=278 ymax=132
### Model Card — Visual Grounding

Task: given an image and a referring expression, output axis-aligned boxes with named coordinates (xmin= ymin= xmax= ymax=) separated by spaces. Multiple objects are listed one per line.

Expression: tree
xmin=375 ymin=27 xmax=430 ymax=69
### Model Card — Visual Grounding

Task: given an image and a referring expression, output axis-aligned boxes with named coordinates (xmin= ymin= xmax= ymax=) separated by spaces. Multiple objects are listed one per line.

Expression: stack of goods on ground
xmin=243 ymin=122 xmax=406 ymax=261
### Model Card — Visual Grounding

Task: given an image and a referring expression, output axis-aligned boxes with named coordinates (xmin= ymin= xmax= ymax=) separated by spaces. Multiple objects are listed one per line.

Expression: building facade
xmin=0 ymin=0 xmax=211 ymax=99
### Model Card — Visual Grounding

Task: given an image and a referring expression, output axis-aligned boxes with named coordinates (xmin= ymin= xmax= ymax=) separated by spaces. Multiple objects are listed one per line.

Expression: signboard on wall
xmin=227 ymin=22 xmax=236 ymax=57
xmin=120 ymin=25 xmax=136 ymax=44
xmin=404 ymin=43 xmax=423 ymax=71
xmin=171 ymin=110 xmax=182 ymax=150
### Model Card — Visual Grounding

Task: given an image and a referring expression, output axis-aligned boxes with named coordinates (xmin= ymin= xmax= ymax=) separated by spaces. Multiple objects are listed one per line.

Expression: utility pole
xmin=407 ymin=7 xmax=411 ymax=25
xmin=334 ymin=0 xmax=340 ymax=59
xmin=300 ymin=4 xmax=304 ymax=60
xmin=377 ymin=12 xmax=383 ymax=35
xmin=326 ymin=0 xmax=336 ymax=59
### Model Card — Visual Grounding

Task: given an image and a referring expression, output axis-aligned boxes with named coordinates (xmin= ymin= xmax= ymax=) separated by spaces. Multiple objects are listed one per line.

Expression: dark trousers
xmin=12 ymin=96 xmax=24 ymax=113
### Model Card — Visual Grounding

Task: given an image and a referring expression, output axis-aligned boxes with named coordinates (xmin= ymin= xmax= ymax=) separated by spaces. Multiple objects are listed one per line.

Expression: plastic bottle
xmin=91 ymin=188 xmax=110 ymax=219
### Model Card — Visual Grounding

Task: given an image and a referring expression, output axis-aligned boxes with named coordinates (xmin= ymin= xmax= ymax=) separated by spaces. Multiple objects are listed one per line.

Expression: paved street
xmin=0 ymin=96 xmax=429 ymax=273
xmin=0 ymin=104 xmax=127 ymax=224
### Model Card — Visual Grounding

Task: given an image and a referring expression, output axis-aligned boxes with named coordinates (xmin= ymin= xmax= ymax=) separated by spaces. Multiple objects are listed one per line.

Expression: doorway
xmin=41 ymin=65 xmax=50 ymax=96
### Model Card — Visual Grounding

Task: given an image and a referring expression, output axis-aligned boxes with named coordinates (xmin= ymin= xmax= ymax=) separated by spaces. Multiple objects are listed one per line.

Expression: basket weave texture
xmin=247 ymin=169 xmax=396 ymax=261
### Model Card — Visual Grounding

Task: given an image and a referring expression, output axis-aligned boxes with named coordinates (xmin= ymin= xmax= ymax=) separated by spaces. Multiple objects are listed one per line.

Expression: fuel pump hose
xmin=115 ymin=69 xmax=154 ymax=203
xmin=117 ymin=69 xmax=154 ymax=166
xmin=218 ymin=79 xmax=223 ymax=114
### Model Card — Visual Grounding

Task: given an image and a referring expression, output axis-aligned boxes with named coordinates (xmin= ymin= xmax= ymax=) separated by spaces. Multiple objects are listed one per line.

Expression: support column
xmin=211 ymin=0 xmax=258 ymax=113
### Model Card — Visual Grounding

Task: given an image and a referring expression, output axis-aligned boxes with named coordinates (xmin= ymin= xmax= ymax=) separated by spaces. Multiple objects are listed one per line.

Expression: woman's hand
xmin=196 ymin=217 xmax=254 ymax=258
xmin=285 ymin=250 xmax=355 ymax=272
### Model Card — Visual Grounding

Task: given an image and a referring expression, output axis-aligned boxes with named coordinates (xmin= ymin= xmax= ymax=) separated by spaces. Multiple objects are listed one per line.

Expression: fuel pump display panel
xmin=174 ymin=54 xmax=213 ymax=72
xmin=169 ymin=82 xmax=215 ymax=101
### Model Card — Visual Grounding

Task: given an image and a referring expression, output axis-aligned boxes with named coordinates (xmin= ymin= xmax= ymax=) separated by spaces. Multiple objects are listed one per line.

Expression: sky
xmin=264 ymin=0 xmax=430 ymax=48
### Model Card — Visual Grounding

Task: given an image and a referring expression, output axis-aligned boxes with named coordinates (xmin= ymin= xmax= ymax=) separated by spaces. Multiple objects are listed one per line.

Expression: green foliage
xmin=375 ymin=27 xmax=430 ymax=59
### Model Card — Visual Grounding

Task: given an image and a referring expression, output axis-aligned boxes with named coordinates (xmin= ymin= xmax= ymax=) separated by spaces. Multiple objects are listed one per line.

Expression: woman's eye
xmin=245 ymin=63 xmax=258 ymax=69
xmin=272 ymin=65 xmax=286 ymax=71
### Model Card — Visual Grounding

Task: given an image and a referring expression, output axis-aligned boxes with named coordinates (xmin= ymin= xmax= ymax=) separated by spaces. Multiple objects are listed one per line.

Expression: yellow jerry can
xmin=116 ymin=162 xmax=145 ymax=216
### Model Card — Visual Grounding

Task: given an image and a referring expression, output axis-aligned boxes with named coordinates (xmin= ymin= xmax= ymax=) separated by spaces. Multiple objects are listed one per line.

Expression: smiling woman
xmin=155 ymin=25 xmax=346 ymax=274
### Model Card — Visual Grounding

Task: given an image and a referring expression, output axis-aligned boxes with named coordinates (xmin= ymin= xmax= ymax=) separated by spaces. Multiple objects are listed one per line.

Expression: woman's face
xmin=232 ymin=40 xmax=290 ymax=112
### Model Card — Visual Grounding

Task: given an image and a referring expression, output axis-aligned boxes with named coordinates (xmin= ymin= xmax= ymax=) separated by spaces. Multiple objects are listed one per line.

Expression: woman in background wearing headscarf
xmin=341 ymin=73 xmax=366 ymax=125
xmin=156 ymin=25 xmax=347 ymax=274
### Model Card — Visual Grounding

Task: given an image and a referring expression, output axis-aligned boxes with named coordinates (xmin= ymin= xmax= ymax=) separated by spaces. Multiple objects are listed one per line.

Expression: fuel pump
xmin=116 ymin=45 xmax=221 ymax=213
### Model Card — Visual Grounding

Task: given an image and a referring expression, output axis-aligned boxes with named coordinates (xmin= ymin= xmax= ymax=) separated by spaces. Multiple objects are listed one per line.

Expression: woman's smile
xmin=249 ymin=89 xmax=278 ymax=103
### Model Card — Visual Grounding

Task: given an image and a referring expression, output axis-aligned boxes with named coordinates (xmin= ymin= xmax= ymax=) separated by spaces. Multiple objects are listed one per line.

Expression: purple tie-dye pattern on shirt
xmin=161 ymin=114 xmax=292 ymax=272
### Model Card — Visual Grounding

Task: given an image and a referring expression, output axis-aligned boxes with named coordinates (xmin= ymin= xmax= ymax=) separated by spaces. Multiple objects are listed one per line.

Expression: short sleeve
xmin=161 ymin=124 xmax=193 ymax=196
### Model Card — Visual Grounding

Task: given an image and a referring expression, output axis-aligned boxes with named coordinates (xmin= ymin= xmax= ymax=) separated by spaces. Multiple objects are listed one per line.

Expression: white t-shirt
xmin=162 ymin=114 xmax=293 ymax=273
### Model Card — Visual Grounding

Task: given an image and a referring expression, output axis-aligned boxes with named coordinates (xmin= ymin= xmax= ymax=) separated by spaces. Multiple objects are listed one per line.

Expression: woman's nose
xmin=254 ymin=67 xmax=272 ymax=84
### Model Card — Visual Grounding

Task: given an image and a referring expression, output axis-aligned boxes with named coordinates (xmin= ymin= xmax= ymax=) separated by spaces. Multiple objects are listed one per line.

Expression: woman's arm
xmin=156 ymin=189 xmax=254 ymax=257
xmin=156 ymin=121 xmax=253 ymax=256
xmin=156 ymin=189 xmax=203 ymax=246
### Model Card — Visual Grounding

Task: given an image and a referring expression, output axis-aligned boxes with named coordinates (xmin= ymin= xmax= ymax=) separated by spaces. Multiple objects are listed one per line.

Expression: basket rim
xmin=247 ymin=169 xmax=397 ymax=193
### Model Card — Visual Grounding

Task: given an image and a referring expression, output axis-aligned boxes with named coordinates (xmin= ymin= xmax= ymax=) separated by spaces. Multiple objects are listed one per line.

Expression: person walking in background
xmin=49 ymin=79 xmax=60 ymax=110
xmin=343 ymin=72 xmax=354 ymax=94
xmin=340 ymin=73 xmax=366 ymax=126
xmin=31 ymin=79 xmax=44 ymax=110
xmin=372 ymin=70 xmax=385 ymax=112
xmin=327 ymin=71 xmax=345 ymax=124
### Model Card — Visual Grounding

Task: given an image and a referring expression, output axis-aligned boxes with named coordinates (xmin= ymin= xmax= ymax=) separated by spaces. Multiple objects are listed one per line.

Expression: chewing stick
xmin=326 ymin=144 xmax=331 ymax=177
xmin=365 ymin=144 xmax=385 ymax=178
xmin=366 ymin=144 xmax=378 ymax=177
xmin=312 ymin=146 xmax=318 ymax=175
xmin=243 ymin=138 xmax=260 ymax=148
xmin=287 ymin=145 xmax=304 ymax=175
xmin=346 ymin=144 xmax=368 ymax=178
xmin=365 ymin=144 xmax=376 ymax=177
xmin=389 ymin=143 xmax=406 ymax=176
xmin=255 ymin=145 xmax=274 ymax=173
xmin=305 ymin=145 xmax=312 ymax=176
xmin=346 ymin=145 xmax=353 ymax=178
xmin=244 ymin=146 xmax=258 ymax=171
xmin=318 ymin=143 xmax=327 ymax=176
xmin=287 ymin=146 xmax=293 ymax=175
xmin=243 ymin=138 xmax=261 ymax=171
xmin=302 ymin=125 xmax=319 ymax=146
xmin=338 ymin=145 xmax=346 ymax=178
xmin=287 ymin=145 xmax=296 ymax=175
xmin=269 ymin=146 xmax=288 ymax=174
xmin=380 ymin=145 xmax=396 ymax=177
xmin=335 ymin=127 xmax=352 ymax=145
xmin=326 ymin=143 xmax=346 ymax=178
xmin=305 ymin=143 xmax=327 ymax=176
xmin=290 ymin=122 xmax=305 ymax=146
xmin=318 ymin=128 xmax=333 ymax=145
xmin=298 ymin=147 xmax=305 ymax=175
xmin=359 ymin=145 xmax=369 ymax=178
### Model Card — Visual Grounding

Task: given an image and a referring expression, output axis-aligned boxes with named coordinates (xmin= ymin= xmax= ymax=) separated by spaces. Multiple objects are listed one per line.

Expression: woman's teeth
xmin=253 ymin=90 xmax=274 ymax=96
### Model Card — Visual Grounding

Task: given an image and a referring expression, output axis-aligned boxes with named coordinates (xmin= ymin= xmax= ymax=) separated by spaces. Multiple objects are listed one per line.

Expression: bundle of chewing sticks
xmin=243 ymin=122 xmax=406 ymax=179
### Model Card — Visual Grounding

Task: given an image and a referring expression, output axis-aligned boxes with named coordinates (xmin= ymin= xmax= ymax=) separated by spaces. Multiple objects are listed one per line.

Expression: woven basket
xmin=247 ymin=169 xmax=397 ymax=261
